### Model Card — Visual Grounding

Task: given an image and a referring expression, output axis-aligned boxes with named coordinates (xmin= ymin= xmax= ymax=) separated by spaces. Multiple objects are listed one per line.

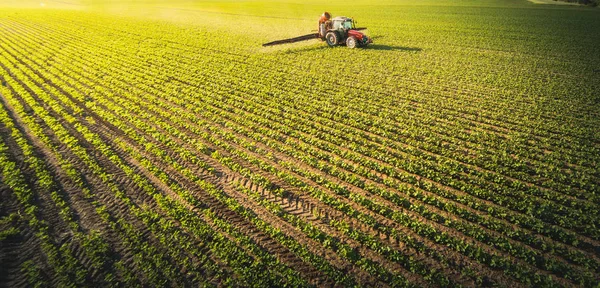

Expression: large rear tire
xmin=346 ymin=36 xmax=357 ymax=49
xmin=325 ymin=32 xmax=338 ymax=47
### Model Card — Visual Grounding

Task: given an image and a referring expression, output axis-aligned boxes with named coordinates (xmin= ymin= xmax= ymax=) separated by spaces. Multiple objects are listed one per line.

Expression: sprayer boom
xmin=262 ymin=33 xmax=320 ymax=47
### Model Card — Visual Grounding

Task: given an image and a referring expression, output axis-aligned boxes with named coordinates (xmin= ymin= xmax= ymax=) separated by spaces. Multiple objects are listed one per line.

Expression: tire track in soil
xmin=209 ymin=75 xmax=598 ymax=218
xmin=185 ymin=80 xmax=600 ymax=266
xmin=222 ymin=175 xmax=384 ymax=287
xmin=89 ymin=122 xmax=344 ymax=287
xmin=204 ymin=87 xmax=600 ymax=251
xmin=209 ymin=130 xmax=526 ymax=287
xmin=215 ymin=96 xmax=600 ymax=266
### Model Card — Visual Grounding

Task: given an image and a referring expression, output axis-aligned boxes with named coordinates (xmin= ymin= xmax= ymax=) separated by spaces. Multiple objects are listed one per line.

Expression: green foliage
xmin=0 ymin=0 xmax=598 ymax=287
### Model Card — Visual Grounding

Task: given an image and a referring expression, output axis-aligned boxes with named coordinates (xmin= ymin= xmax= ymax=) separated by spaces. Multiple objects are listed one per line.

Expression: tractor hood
xmin=348 ymin=29 xmax=372 ymax=44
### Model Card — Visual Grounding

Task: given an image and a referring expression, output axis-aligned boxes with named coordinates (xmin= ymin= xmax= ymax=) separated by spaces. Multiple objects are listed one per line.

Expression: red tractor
xmin=263 ymin=12 xmax=372 ymax=48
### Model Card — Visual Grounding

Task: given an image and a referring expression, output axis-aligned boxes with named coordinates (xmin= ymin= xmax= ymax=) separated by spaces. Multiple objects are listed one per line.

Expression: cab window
xmin=332 ymin=21 xmax=342 ymax=30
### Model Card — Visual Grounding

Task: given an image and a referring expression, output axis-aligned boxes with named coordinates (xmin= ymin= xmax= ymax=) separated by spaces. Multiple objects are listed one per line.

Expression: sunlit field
xmin=0 ymin=0 xmax=599 ymax=287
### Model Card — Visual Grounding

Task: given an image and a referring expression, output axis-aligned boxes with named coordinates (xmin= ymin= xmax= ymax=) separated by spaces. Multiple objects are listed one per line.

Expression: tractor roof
xmin=331 ymin=16 xmax=351 ymax=21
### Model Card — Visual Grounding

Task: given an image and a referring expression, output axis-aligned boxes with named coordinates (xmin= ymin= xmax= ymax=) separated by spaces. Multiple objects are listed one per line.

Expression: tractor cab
xmin=331 ymin=17 xmax=355 ymax=32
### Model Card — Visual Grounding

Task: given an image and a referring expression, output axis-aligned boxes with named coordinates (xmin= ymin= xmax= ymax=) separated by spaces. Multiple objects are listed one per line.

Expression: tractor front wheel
xmin=346 ymin=36 xmax=358 ymax=49
xmin=325 ymin=32 xmax=338 ymax=47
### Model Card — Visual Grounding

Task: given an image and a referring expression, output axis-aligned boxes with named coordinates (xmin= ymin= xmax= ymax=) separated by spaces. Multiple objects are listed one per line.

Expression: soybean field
xmin=0 ymin=0 xmax=599 ymax=287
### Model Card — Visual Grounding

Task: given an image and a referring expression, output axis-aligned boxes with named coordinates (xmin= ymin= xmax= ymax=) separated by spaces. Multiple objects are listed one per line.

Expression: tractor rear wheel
xmin=325 ymin=32 xmax=338 ymax=47
xmin=346 ymin=36 xmax=358 ymax=49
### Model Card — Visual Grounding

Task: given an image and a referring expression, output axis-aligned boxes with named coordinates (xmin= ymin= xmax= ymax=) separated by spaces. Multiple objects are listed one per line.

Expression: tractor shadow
xmin=281 ymin=44 xmax=421 ymax=53
xmin=366 ymin=45 xmax=422 ymax=52
xmin=364 ymin=36 xmax=422 ymax=52
xmin=281 ymin=45 xmax=329 ymax=54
